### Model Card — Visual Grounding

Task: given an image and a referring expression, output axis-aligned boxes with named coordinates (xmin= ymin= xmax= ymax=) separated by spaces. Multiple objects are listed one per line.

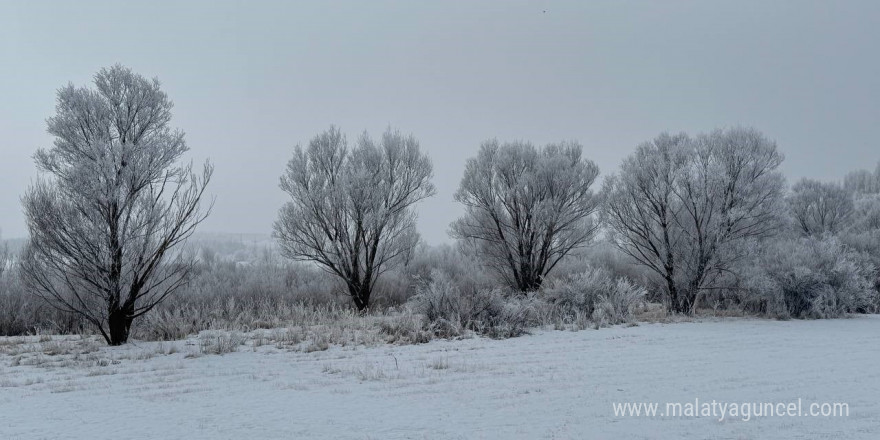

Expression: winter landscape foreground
xmin=1 ymin=317 xmax=878 ymax=440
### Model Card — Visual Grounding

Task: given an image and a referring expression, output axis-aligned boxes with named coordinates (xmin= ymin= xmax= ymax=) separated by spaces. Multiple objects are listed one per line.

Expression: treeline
xmin=0 ymin=65 xmax=879 ymax=345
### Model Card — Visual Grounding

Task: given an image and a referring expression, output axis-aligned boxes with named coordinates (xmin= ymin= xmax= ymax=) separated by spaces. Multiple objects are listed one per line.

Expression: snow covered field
xmin=1 ymin=317 xmax=879 ymax=439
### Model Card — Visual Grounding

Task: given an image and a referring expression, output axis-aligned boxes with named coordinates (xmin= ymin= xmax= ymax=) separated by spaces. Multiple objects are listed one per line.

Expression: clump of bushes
xmin=408 ymin=266 xmax=647 ymax=337
xmin=377 ymin=314 xmax=434 ymax=344
xmin=744 ymin=236 xmax=877 ymax=319
xmin=407 ymin=270 xmax=544 ymax=339
xmin=543 ymin=266 xmax=647 ymax=326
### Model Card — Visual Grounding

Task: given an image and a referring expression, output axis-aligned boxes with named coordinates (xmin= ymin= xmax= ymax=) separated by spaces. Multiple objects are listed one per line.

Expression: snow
xmin=2 ymin=317 xmax=879 ymax=439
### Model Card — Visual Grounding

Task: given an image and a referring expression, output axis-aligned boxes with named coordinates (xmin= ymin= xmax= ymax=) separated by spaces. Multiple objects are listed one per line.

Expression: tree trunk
xmin=107 ymin=308 xmax=133 ymax=346
xmin=349 ymin=282 xmax=371 ymax=312
xmin=665 ymin=275 xmax=685 ymax=315
xmin=516 ymin=270 xmax=544 ymax=292
xmin=684 ymin=280 xmax=701 ymax=315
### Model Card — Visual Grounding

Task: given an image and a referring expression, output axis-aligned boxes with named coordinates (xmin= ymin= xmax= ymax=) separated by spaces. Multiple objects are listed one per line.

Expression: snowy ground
xmin=1 ymin=317 xmax=879 ymax=439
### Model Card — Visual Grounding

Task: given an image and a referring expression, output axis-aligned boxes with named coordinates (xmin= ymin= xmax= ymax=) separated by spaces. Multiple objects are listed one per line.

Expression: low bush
xmin=744 ymin=236 xmax=877 ymax=319
xmin=543 ymin=266 xmax=646 ymax=326
xmin=407 ymin=270 xmax=543 ymax=338
xmin=408 ymin=266 xmax=647 ymax=336
xmin=377 ymin=314 xmax=434 ymax=344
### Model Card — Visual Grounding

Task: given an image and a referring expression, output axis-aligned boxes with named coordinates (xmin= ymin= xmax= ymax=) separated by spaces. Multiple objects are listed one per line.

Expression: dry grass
xmin=198 ymin=331 xmax=245 ymax=355
xmin=0 ymin=334 xmax=191 ymax=371
xmin=0 ymin=299 xmax=676 ymax=369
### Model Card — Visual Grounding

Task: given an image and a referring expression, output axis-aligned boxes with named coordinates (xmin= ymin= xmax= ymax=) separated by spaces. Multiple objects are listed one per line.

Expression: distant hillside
xmin=187 ymin=232 xmax=280 ymax=264
xmin=1 ymin=232 xmax=280 ymax=265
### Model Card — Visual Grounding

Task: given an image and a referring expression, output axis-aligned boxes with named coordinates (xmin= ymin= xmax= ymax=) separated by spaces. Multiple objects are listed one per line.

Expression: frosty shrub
xmin=559 ymin=243 xmax=654 ymax=295
xmin=377 ymin=313 xmax=434 ymax=344
xmin=592 ymin=278 xmax=649 ymax=325
xmin=407 ymin=270 xmax=542 ymax=338
xmin=543 ymin=267 xmax=646 ymax=326
xmin=542 ymin=267 xmax=610 ymax=317
xmin=475 ymin=294 xmax=546 ymax=339
xmin=408 ymin=269 xmax=468 ymax=326
xmin=748 ymin=237 xmax=877 ymax=319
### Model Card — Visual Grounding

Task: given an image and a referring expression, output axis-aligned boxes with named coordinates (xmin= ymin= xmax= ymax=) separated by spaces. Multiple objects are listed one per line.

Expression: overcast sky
xmin=1 ymin=0 xmax=878 ymax=243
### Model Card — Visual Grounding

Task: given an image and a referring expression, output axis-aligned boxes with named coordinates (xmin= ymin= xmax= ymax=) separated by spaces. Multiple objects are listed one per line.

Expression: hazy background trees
xmin=20 ymin=65 xmax=213 ymax=345
xmin=0 ymin=230 xmax=7 ymax=281
xmin=451 ymin=140 xmax=600 ymax=292
xmin=274 ymin=126 xmax=435 ymax=311
xmin=602 ymin=127 xmax=785 ymax=314
xmin=844 ymin=162 xmax=880 ymax=195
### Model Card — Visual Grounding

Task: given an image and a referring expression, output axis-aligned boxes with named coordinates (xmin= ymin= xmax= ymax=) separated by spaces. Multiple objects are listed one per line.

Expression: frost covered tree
xmin=602 ymin=127 xmax=785 ymax=314
xmin=20 ymin=65 xmax=213 ymax=345
xmin=274 ymin=126 xmax=435 ymax=310
xmin=787 ymin=178 xmax=854 ymax=236
xmin=839 ymin=194 xmax=880 ymax=297
xmin=600 ymin=133 xmax=690 ymax=311
xmin=451 ymin=140 xmax=600 ymax=291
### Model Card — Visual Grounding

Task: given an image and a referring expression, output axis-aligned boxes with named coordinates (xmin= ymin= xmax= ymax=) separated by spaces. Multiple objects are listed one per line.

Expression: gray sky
xmin=2 ymin=0 xmax=878 ymax=243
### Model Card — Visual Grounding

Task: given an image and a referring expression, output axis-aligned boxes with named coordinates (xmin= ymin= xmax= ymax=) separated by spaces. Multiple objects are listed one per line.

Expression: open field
xmin=1 ymin=316 xmax=878 ymax=439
